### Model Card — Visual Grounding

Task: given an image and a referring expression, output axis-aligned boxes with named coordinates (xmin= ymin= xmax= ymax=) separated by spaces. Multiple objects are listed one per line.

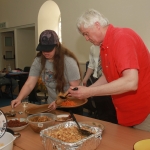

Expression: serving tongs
xmin=70 ymin=110 xmax=93 ymax=136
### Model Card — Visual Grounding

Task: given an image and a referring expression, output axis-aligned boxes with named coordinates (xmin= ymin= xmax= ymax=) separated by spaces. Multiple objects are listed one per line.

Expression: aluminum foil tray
xmin=40 ymin=121 xmax=102 ymax=150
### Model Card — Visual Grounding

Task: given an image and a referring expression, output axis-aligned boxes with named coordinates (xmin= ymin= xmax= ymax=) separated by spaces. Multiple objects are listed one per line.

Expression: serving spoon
xmin=55 ymin=87 xmax=78 ymax=105
xmin=70 ymin=110 xmax=93 ymax=136
xmin=59 ymin=87 xmax=78 ymax=99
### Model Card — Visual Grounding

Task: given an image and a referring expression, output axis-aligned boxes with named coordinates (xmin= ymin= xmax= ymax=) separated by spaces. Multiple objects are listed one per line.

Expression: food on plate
xmin=56 ymin=114 xmax=71 ymax=121
xmin=46 ymin=126 xmax=93 ymax=143
xmin=61 ymin=100 xmax=76 ymax=106
xmin=7 ymin=119 xmax=28 ymax=127
xmin=55 ymin=98 xmax=64 ymax=105
xmin=80 ymin=121 xmax=105 ymax=132
xmin=29 ymin=116 xmax=52 ymax=122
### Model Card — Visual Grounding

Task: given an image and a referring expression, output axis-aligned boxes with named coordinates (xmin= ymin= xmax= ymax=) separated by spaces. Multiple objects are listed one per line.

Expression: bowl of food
xmin=56 ymin=114 xmax=72 ymax=122
xmin=27 ymin=113 xmax=56 ymax=133
xmin=79 ymin=121 xmax=105 ymax=132
xmin=7 ymin=118 xmax=28 ymax=132
xmin=0 ymin=132 xmax=16 ymax=150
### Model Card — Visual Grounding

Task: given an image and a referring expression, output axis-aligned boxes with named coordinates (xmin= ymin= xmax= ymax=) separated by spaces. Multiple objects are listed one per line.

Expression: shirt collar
xmin=101 ymin=24 xmax=115 ymax=50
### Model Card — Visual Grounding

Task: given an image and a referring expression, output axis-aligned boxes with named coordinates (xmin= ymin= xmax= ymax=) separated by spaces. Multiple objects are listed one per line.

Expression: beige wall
xmin=15 ymin=27 xmax=35 ymax=69
xmin=0 ymin=0 xmax=44 ymax=28
xmin=0 ymin=0 xmax=150 ymax=74
xmin=54 ymin=0 xmax=150 ymax=64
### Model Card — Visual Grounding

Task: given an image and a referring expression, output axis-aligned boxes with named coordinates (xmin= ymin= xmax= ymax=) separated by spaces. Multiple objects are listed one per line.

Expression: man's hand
xmin=68 ymin=86 xmax=92 ymax=99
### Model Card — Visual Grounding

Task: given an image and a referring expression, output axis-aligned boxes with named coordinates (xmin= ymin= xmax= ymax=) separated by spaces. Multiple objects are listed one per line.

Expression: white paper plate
xmin=7 ymin=118 xmax=28 ymax=132
xmin=56 ymin=114 xmax=72 ymax=122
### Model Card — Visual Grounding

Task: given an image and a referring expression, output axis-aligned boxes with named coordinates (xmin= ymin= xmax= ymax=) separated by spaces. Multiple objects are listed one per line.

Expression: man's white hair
xmin=77 ymin=9 xmax=109 ymax=31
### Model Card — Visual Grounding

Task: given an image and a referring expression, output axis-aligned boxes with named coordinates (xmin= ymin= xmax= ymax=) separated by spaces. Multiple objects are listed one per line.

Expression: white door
xmin=1 ymin=32 xmax=15 ymax=71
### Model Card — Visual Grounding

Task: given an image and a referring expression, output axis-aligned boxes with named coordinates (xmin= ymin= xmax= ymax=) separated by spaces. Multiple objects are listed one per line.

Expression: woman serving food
xmin=11 ymin=30 xmax=83 ymax=114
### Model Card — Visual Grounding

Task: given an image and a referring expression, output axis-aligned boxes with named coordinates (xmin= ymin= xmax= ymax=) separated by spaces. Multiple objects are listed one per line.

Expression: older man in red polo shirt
xmin=69 ymin=9 xmax=150 ymax=131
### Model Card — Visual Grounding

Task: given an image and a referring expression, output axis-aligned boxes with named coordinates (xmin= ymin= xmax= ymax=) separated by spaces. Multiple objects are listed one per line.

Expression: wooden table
xmin=1 ymin=103 xmax=150 ymax=150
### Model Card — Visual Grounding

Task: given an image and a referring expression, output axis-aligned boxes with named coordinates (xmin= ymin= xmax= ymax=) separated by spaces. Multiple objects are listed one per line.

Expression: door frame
xmin=0 ymin=24 xmax=35 ymax=70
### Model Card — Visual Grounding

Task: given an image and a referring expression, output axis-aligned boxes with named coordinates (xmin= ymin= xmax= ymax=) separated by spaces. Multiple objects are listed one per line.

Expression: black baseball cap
xmin=36 ymin=30 xmax=59 ymax=52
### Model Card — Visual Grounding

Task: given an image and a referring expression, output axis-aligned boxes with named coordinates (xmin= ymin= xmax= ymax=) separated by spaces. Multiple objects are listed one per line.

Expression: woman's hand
xmin=48 ymin=101 xmax=57 ymax=111
xmin=11 ymin=99 xmax=21 ymax=108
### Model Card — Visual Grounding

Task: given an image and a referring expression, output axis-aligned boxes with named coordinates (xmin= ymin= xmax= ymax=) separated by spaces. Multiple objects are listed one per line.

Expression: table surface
xmin=7 ymin=72 xmax=28 ymax=76
xmin=1 ymin=103 xmax=150 ymax=150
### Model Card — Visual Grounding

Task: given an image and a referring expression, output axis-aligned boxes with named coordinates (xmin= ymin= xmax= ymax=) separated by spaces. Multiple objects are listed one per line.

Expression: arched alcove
xmin=37 ymin=0 xmax=61 ymax=39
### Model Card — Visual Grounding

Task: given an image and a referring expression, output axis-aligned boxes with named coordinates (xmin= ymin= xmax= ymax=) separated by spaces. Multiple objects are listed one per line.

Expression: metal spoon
xmin=70 ymin=110 xmax=92 ymax=136
xmin=11 ymin=108 xmax=15 ymax=114
xmin=59 ymin=87 xmax=78 ymax=99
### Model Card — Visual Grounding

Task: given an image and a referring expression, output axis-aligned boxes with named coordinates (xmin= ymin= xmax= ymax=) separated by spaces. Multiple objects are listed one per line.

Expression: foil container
xmin=40 ymin=121 xmax=102 ymax=150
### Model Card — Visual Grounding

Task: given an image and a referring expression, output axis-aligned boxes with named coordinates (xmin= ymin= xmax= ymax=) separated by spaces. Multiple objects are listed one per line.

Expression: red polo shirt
xmin=100 ymin=24 xmax=150 ymax=126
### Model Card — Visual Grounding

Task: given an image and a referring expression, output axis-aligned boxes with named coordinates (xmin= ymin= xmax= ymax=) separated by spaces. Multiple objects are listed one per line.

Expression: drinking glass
xmin=21 ymin=97 xmax=29 ymax=113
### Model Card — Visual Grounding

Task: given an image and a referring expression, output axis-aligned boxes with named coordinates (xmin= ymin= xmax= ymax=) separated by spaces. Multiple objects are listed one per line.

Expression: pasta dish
xmin=46 ymin=126 xmax=89 ymax=143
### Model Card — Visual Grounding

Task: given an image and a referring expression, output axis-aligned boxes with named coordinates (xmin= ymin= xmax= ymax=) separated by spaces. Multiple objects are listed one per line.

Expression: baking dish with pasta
xmin=40 ymin=121 xmax=102 ymax=150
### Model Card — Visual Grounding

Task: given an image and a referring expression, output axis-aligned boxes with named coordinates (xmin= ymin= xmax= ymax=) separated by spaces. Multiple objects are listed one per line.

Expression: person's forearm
xmin=16 ymin=77 xmax=38 ymax=102
xmin=90 ymin=70 xmax=138 ymax=97
xmin=70 ymin=79 xmax=81 ymax=86
xmin=90 ymin=78 xmax=134 ymax=97
xmin=83 ymin=68 xmax=93 ymax=80
xmin=90 ymin=74 xmax=107 ymax=87
xmin=16 ymin=83 xmax=35 ymax=101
